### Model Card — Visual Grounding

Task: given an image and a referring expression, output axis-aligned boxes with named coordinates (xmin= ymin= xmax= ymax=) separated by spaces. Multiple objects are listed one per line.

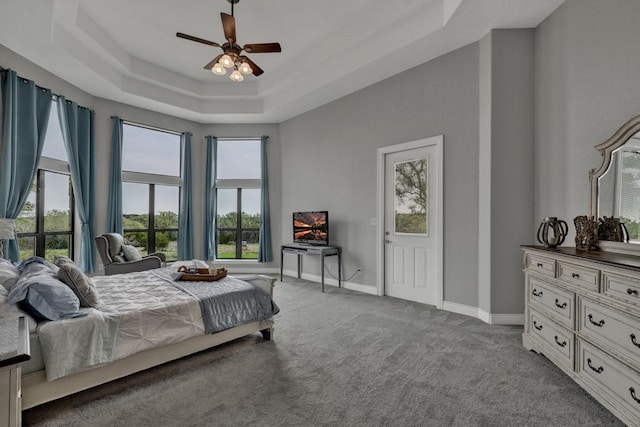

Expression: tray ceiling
xmin=0 ymin=0 xmax=563 ymax=123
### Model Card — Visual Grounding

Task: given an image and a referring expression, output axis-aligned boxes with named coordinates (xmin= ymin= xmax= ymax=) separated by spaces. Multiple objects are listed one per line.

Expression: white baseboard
xmin=442 ymin=302 xmax=523 ymax=325
xmin=281 ymin=269 xmax=377 ymax=295
xmin=282 ymin=270 xmax=522 ymax=324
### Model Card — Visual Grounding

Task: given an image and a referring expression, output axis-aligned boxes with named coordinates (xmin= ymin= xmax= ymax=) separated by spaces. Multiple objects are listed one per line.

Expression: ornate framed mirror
xmin=590 ymin=114 xmax=640 ymax=253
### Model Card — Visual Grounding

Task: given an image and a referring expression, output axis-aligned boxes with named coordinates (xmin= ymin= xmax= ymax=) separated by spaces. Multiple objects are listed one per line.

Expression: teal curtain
xmin=107 ymin=117 xmax=123 ymax=234
xmin=258 ymin=135 xmax=273 ymax=262
xmin=56 ymin=96 xmax=96 ymax=272
xmin=0 ymin=70 xmax=52 ymax=261
xmin=178 ymin=132 xmax=193 ymax=260
xmin=203 ymin=136 xmax=217 ymax=260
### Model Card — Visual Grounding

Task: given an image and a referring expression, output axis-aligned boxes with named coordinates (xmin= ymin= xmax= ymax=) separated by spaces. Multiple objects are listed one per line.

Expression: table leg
xmin=338 ymin=251 xmax=342 ymax=288
xmin=297 ymin=254 xmax=302 ymax=278
xmin=321 ymin=254 xmax=325 ymax=292
xmin=280 ymin=249 xmax=284 ymax=281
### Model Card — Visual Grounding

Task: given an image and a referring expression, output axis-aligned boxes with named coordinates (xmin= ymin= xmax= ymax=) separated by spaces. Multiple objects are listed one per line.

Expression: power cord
xmin=323 ymin=264 xmax=360 ymax=282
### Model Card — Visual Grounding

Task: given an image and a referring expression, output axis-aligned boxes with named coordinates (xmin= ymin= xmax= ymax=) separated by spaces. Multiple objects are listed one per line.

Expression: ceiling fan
xmin=176 ymin=0 xmax=281 ymax=82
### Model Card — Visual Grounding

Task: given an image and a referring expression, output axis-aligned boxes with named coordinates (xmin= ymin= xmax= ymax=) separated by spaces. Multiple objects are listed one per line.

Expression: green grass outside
xmin=216 ymin=243 xmax=258 ymax=259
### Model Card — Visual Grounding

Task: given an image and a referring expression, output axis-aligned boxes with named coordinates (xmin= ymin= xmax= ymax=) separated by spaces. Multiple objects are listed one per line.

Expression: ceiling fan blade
xmin=176 ymin=32 xmax=221 ymax=49
xmin=243 ymin=43 xmax=282 ymax=54
xmin=221 ymin=13 xmax=236 ymax=43
xmin=240 ymin=56 xmax=264 ymax=76
xmin=203 ymin=54 xmax=223 ymax=70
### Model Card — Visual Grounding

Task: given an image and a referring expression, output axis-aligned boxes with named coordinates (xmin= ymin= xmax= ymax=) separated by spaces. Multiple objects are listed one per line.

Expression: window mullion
xmin=36 ymin=170 xmax=45 ymax=257
xmin=236 ymin=188 xmax=242 ymax=258
xmin=149 ymin=183 xmax=155 ymax=253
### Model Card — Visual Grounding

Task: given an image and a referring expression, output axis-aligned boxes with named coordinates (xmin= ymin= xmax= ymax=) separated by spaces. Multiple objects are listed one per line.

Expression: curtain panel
xmin=178 ymin=132 xmax=193 ymax=260
xmin=107 ymin=117 xmax=123 ymax=234
xmin=258 ymin=135 xmax=273 ymax=262
xmin=56 ymin=97 xmax=96 ymax=272
xmin=203 ymin=136 xmax=217 ymax=260
xmin=0 ymin=70 xmax=52 ymax=261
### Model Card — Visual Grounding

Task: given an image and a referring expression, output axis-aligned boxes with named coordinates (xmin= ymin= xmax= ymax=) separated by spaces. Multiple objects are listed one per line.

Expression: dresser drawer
xmin=558 ymin=261 xmax=599 ymax=292
xmin=577 ymin=339 xmax=640 ymax=425
xmin=527 ymin=253 xmax=556 ymax=278
xmin=578 ymin=297 xmax=640 ymax=371
xmin=528 ymin=276 xmax=575 ymax=329
xmin=529 ymin=310 xmax=574 ymax=369
xmin=602 ymin=271 xmax=640 ymax=307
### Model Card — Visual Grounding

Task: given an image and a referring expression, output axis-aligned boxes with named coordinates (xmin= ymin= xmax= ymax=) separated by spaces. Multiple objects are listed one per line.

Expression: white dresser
xmin=523 ymin=246 xmax=640 ymax=426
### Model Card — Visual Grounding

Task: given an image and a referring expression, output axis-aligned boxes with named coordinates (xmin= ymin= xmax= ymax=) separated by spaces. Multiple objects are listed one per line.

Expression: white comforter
xmin=37 ymin=269 xmax=204 ymax=380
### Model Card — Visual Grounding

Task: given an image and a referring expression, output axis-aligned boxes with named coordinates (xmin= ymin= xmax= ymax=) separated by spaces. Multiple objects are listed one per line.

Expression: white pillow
xmin=122 ymin=244 xmax=142 ymax=261
xmin=0 ymin=259 xmax=20 ymax=290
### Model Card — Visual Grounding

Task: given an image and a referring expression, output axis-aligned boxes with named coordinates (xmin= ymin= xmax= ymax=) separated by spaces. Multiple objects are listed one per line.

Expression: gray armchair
xmin=95 ymin=233 xmax=166 ymax=275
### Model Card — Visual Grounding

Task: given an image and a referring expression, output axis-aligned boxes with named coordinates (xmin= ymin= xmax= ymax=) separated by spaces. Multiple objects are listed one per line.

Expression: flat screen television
xmin=293 ymin=211 xmax=329 ymax=245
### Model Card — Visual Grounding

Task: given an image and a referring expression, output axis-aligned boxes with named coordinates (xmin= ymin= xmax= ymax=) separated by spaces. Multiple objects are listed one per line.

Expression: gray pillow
xmin=121 ymin=244 xmax=142 ymax=261
xmin=57 ymin=263 xmax=101 ymax=308
xmin=113 ymin=254 xmax=126 ymax=263
xmin=54 ymin=255 xmax=75 ymax=266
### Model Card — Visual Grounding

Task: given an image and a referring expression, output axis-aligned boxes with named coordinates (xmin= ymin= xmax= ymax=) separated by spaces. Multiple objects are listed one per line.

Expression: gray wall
xmin=535 ymin=0 xmax=640 ymax=235
xmin=479 ymin=29 xmax=535 ymax=316
xmin=279 ymin=43 xmax=481 ymax=307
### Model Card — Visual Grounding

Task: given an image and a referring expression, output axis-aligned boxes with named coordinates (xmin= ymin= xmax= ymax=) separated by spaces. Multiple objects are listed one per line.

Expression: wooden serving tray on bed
xmin=176 ymin=266 xmax=228 ymax=281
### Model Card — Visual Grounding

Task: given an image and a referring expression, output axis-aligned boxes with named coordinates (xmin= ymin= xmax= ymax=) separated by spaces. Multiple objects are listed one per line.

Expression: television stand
xmin=280 ymin=243 xmax=341 ymax=292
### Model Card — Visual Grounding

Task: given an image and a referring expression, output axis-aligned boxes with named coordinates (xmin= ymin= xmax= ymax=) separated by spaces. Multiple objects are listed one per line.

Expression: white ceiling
xmin=0 ymin=0 xmax=563 ymax=124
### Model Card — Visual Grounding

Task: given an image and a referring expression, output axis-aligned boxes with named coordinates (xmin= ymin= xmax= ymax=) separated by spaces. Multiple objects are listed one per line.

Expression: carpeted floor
xmin=23 ymin=277 xmax=623 ymax=426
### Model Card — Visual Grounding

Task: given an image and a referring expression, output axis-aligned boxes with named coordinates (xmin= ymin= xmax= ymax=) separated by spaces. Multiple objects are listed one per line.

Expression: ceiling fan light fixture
xmin=239 ymin=61 xmax=252 ymax=75
xmin=230 ymin=68 xmax=244 ymax=82
xmin=211 ymin=62 xmax=226 ymax=75
xmin=220 ymin=54 xmax=235 ymax=68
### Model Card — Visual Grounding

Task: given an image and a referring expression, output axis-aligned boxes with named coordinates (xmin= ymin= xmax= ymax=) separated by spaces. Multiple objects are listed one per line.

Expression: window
xmin=16 ymin=100 xmax=75 ymax=262
xmin=215 ymin=139 xmax=261 ymax=259
xmin=121 ymin=123 xmax=181 ymax=260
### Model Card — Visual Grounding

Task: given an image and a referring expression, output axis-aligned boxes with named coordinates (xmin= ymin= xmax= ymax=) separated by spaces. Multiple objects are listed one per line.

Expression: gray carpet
xmin=24 ymin=277 xmax=623 ymax=427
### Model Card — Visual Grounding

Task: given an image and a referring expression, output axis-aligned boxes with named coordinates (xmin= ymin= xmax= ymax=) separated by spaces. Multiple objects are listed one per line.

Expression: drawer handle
xmin=571 ymin=272 xmax=580 ymax=278
xmin=631 ymin=333 xmax=640 ymax=348
xmin=587 ymin=358 xmax=604 ymax=374
xmin=630 ymin=387 xmax=640 ymax=404
xmin=533 ymin=320 xmax=543 ymax=331
xmin=554 ymin=299 xmax=567 ymax=309
xmin=532 ymin=289 xmax=543 ymax=297
xmin=628 ymin=288 xmax=639 ymax=296
xmin=536 ymin=263 xmax=543 ymax=267
xmin=588 ymin=314 xmax=605 ymax=327
xmin=554 ymin=336 xmax=567 ymax=347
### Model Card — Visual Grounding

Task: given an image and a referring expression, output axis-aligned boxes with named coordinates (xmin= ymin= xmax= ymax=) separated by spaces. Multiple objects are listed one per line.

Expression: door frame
xmin=376 ymin=136 xmax=443 ymax=308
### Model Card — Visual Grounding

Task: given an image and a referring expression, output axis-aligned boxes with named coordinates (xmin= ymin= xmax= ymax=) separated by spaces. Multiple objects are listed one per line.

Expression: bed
xmin=0 ymin=258 xmax=278 ymax=409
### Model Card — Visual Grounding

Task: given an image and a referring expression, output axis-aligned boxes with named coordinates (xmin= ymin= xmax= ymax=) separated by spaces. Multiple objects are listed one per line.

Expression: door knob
xmin=385 ymin=239 xmax=391 ymax=244
xmin=385 ymin=231 xmax=390 ymax=236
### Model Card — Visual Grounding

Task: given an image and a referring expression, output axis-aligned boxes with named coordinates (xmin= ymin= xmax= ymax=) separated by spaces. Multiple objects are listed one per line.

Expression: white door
xmin=384 ymin=142 xmax=441 ymax=305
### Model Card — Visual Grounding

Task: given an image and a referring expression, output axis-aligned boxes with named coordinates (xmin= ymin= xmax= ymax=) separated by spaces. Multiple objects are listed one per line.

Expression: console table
xmin=0 ymin=317 xmax=30 ymax=427
xmin=280 ymin=243 xmax=341 ymax=292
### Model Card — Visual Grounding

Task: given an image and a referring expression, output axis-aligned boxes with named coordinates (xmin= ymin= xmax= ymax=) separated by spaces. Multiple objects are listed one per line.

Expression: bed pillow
xmin=122 ymin=244 xmax=142 ymax=261
xmin=113 ymin=254 xmax=126 ymax=263
xmin=8 ymin=269 xmax=85 ymax=322
xmin=57 ymin=262 xmax=101 ymax=308
xmin=54 ymin=255 xmax=75 ymax=266
xmin=0 ymin=259 xmax=20 ymax=290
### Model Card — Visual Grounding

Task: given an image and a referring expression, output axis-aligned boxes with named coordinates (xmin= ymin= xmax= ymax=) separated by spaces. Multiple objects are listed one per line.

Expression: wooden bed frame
xmin=21 ymin=275 xmax=276 ymax=410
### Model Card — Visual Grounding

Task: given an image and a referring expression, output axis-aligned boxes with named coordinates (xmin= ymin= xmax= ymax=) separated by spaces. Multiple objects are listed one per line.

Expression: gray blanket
xmin=152 ymin=270 xmax=280 ymax=334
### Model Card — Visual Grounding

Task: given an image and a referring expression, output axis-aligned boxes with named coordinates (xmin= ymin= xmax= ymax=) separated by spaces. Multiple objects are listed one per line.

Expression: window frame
xmin=121 ymin=121 xmax=182 ymax=260
xmin=214 ymin=137 xmax=262 ymax=260
xmin=17 ymin=161 xmax=76 ymax=261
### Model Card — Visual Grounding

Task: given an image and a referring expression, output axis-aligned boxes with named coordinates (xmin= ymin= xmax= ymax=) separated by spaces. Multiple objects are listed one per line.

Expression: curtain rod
xmin=1 ymin=66 xmax=89 ymax=110
xmin=112 ymin=117 xmax=184 ymax=136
